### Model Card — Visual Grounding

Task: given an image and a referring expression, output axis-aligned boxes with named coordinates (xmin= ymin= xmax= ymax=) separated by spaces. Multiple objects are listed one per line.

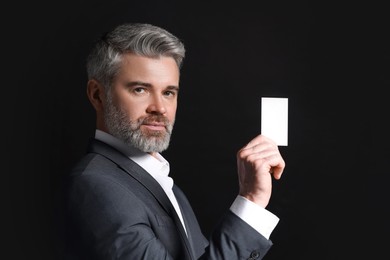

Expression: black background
xmin=3 ymin=1 xmax=389 ymax=259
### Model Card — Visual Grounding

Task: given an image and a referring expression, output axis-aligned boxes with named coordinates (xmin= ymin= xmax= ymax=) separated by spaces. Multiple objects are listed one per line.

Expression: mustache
xmin=139 ymin=115 xmax=170 ymax=126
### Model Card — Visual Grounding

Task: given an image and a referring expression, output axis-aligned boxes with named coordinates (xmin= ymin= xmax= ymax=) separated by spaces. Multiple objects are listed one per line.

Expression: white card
xmin=261 ymin=97 xmax=288 ymax=146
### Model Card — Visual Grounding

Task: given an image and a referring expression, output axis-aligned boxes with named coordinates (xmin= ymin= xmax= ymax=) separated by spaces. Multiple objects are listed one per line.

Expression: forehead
xmin=116 ymin=53 xmax=180 ymax=84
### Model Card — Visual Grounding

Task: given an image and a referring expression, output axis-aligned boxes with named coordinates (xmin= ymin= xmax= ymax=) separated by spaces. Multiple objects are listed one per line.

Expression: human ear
xmin=86 ymin=79 xmax=105 ymax=112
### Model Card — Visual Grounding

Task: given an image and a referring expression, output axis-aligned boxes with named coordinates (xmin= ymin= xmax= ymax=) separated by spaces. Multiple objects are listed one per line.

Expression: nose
xmin=146 ymin=95 xmax=167 ymax=115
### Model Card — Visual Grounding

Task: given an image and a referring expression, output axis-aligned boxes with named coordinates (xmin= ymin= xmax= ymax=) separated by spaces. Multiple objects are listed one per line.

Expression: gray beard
xmin=103 ymin=91 xmax=174 ymax=153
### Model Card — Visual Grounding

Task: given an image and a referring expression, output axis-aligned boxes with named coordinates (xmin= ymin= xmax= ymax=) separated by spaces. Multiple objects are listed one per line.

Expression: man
xmin=64 ymin=22 xmax=285 ymax=259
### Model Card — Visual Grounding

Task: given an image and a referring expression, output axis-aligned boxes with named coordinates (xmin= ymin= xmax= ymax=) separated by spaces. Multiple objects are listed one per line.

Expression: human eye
xmin=164 ymin=87 xmax=179 ymax=98
xmin=164 ymin=90 xmax=176 ymax=97
xmin=132 ymin=87 xmax=147 ymax=95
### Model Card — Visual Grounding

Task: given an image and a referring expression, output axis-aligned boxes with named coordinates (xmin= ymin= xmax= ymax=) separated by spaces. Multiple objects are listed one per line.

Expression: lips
xmin=142 ymin=116 xmax=168 ymax=125
xmin=140 ymin=116 xmax=169 ymax=131
xmin=142 ymin=124 xmax=166 ymax=131
xmin=141 ymin=119 xmax=167 ymax=131
xmin=144 ymin=122 xmax=166 ymax=127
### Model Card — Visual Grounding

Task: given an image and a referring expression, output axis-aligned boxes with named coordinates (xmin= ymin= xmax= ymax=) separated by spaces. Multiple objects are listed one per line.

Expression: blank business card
xmin=261 ymin=97 xmax=288 ymax=146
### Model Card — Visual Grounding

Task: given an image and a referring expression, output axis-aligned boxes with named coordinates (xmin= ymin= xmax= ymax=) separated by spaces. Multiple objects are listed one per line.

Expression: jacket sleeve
xmin=201 ymin=211 xmax=273 ymax=260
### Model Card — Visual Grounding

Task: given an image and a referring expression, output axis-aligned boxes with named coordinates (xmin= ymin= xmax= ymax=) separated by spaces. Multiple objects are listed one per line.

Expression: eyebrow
xmin=166 ymin=85 xmax=180 ymax=92
xmin=125 ymin=81 xmax=151 ymax=88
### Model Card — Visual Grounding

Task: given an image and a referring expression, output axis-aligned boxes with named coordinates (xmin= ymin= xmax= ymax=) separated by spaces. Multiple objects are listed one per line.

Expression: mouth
xmin=142 ymin=122 xmax=166 ymax=131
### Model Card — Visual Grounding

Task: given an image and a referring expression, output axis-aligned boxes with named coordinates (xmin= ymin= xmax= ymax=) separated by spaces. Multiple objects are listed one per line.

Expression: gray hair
xmin=86 ymin=23 xmax=186 ymax=91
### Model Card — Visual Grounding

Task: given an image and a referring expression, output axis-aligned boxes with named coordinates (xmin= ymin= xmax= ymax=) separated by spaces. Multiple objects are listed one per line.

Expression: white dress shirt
xmin=95 ymin=130 xmax=279 ymax=239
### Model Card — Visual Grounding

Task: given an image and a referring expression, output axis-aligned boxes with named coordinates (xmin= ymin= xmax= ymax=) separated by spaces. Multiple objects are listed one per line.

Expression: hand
xmin=236 ymin=134 xmax=285 ymax=208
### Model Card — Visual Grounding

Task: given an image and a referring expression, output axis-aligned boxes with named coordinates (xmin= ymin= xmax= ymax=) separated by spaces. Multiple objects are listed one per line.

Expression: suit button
xmin=248 ymin=250 xmax=260 ymax=259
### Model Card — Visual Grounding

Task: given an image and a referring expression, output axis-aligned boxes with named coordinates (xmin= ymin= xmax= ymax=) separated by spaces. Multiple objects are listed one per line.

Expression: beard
xmin=103 ymin=92 xmax=174 ymax=153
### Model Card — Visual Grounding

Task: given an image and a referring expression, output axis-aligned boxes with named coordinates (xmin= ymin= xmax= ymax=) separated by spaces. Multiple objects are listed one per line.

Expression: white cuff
xmin=229 ymin=195 xmax=279 ymax=239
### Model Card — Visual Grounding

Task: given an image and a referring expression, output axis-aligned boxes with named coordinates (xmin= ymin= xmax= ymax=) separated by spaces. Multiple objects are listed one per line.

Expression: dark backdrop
xmin=4 ymin=1 xmax=389 ymax=259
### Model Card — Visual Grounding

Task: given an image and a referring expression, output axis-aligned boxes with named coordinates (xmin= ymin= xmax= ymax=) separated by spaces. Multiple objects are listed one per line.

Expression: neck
xmin=149 ymin=152 xmax=160 ymax=160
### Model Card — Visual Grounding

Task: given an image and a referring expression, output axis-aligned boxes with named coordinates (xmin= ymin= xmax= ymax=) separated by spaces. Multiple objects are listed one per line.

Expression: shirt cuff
xmin=229 ymin=195 xmax=279 ymax=239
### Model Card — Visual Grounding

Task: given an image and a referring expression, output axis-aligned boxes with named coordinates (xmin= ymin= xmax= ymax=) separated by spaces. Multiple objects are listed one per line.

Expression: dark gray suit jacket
xmin=63 ymin=138 xmax=273 ymax=259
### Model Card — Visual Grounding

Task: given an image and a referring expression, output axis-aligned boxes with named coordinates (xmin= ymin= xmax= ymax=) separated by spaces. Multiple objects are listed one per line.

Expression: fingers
xmin=243 ymin=153 xmax=285 ymax=179
xmin=272 ymin=166 xmax=284 ymax=180
xmin=270 ymin=158 xmax=285 ymax=180
xmin=236 ymin=134 xmax=285 ymax=207
xmin=238 ymin=134 xmax=285 ymax=180
xmin=242 ymin=134 xmax=277 ymax=151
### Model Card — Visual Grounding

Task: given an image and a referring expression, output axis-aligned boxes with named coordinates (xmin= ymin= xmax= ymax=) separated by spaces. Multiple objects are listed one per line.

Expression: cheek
xmin=167 ymin=103 xmax=177 ymax=118
xmin=118 ymin=100 xmax=144 ymax=120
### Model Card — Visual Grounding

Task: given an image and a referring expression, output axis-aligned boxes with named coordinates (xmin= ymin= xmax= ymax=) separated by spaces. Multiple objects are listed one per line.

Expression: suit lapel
xmin=88 ymin=139 xmax=194 ymax=260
